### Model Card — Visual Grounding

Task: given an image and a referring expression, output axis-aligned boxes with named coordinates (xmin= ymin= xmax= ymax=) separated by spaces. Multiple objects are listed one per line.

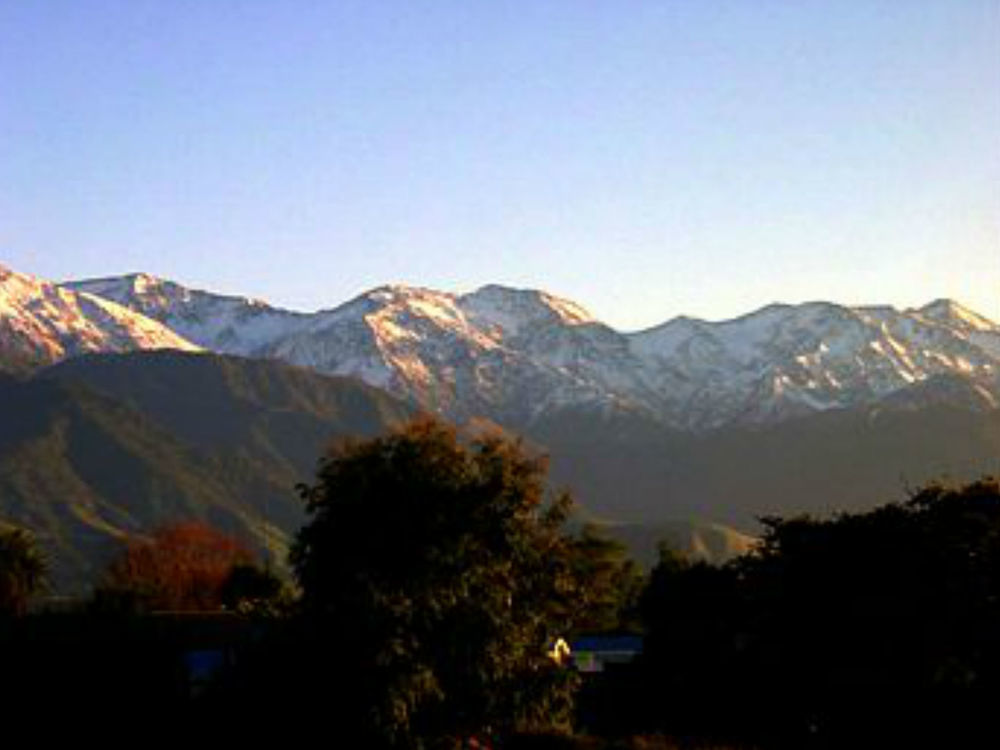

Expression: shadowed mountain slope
xmin=529 ymin=400 xmax=1000 ymax=532
xmin=0 ymin=351 xmax=414 ymax=592
xmin=2 ymin=350 xmax=998 ymax=592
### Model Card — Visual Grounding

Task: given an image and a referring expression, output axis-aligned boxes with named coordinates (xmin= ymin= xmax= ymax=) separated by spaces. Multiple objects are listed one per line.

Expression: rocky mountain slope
xmin=0 ymin=265 xmax=200 ymax=372
xmin=68 ymin=272 xmax=1000 ymax=430
xmin=68 ymin=272 xmax=310 ymax=355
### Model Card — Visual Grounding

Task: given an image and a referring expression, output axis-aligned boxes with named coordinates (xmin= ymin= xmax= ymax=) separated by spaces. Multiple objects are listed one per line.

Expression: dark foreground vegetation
xmin=2 ymin=417 xmax=1000 ymax=747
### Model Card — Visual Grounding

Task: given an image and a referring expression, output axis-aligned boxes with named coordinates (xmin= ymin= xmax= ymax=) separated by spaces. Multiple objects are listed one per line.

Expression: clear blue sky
xmin=2 ymin=1 xmax=997 ymax=329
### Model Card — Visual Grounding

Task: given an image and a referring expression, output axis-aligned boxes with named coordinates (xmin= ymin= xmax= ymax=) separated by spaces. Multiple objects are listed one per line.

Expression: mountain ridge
xmin=63 ymin=270 xmax=1000 ymax=431
xmin=0 ymin=265 xmax=201 ymax=372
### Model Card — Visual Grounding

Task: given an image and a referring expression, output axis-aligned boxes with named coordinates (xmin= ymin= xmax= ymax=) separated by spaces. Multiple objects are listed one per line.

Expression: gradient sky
xmin=1 ymin=1 xmax=997 ymax=329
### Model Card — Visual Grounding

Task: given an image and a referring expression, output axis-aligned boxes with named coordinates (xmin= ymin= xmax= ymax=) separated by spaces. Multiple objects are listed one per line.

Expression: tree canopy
xmin=290 ymin=417 xmax=604 ymax=746
xmin=98 ymin=521 xmax=256 ymax=612
xmin=0 ymin=525 xmax=47 ymax=616
xmin=632 ymin=476 xmax=1000 ymax=746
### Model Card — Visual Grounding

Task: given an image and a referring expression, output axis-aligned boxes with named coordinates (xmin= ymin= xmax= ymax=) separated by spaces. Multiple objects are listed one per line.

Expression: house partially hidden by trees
xmin=570 ymin=635 xmax=643 ymax=674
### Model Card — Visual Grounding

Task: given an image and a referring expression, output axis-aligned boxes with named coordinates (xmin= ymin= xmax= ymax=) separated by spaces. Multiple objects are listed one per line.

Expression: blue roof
xmin=571 ymin=635 xmax=643 ymax=653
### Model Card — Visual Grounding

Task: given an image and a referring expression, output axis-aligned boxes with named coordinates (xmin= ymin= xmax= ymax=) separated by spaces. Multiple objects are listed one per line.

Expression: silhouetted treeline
xmin=581 ymin=477 xmax=1000 ymax=747
xmin=5 ymin=470 xmax=1000 ymax=746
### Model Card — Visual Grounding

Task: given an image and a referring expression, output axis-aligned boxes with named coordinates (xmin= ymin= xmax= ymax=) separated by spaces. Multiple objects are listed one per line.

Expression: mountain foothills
xmin=0 ymin=350 xmax=414 ymax=590
xmin=1 ymin=262 xmax=998 ymax=591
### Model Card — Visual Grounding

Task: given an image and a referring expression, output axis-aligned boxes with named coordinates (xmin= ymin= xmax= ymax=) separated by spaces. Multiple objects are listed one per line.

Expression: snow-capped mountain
xmin=630 ymin=300 xmax=1000 ymax=427
xmin=62 ymin=271 xmax=1000 ymax=431
xmin=68 ymin=272 xmax=310 ymax=355
xmin=63 ymin=275 xmax=653 ymax=424
xmin=0 ymin=265 xmax=200 ymax=370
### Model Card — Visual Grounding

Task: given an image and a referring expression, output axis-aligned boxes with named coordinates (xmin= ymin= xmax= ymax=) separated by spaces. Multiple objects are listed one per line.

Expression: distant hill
xmin=529 ymin=400 xmax=1000 ymax=531
xmin=0 ymin=351 xmax=414 ymax=592
xmin=42 ymin=350 xmax=417 ymax=479
xmin=590 ymin=519 xmax=758 ymax=568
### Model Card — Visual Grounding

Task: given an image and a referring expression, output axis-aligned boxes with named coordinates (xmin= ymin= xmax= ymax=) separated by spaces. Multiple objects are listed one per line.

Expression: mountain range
xmin=1 ymin=262 xmax=998 ymax=591
xmin=0 ymin=265 xmax=199 ymax=373
xmin=64 ymin=269 xmax=1000 ymax=431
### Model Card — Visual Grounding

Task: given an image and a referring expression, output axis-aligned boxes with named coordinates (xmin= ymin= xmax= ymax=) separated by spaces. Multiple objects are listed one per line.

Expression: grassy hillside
xmin=0 ymin=352 xmax=414 ymax=592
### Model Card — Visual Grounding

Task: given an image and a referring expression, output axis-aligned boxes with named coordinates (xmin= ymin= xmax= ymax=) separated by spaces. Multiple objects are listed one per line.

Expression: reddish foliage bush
xmin=105 ymin=521 xmax=252 ymax=611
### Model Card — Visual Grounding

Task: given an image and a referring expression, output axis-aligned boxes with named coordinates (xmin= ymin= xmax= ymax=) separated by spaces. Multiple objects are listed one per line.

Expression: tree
xmin=632 ymin=476 xmax=1000 ymax=746
xmin=98 ymin=521 xmax=254 ymax=612
xmin=563 ymin=524 xmax=644 ymax=635
xmin=219 ymin=562 xmax=288 ymax=616
xmin=290 ymin=417 xmax=590 ymax=746
xmin=0 ymin=525 xmax=47 ymax=616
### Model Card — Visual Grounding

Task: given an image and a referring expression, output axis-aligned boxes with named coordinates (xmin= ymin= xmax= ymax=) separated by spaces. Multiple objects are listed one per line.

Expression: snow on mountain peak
xmin=128 ymin=271 xmax=160 ymax=293
xmin=0 ymin=266 xmax=200 ymax=369
xmin=459 ymin=284 xmax=596 ymax=337
xmin=66 ymin=273 xmax=311 ymax=355
xmin=915 ymin=298 xmax=998 ymax=332
xmin=47 ymin=268 xmax=1000 ymax=431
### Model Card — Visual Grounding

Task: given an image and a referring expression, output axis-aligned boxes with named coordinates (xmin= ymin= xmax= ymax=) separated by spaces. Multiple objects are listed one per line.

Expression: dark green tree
xmin=563 ymin=524 xmax=644 ymax=635
xmin=632 ymin=476 xmax=1000 ymax=746
xmin=0 ymin=525 xmax=48 ymax=616
xmin=290 ymin=417 xmax=589 ymax=746
xmin=219 ymin=563 xmax=288 ymax=616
